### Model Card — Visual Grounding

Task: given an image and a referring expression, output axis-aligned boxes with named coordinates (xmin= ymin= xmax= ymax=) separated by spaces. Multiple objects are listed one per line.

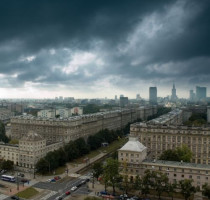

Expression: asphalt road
xmin=33 ymin=174 xmax=91 ymax=200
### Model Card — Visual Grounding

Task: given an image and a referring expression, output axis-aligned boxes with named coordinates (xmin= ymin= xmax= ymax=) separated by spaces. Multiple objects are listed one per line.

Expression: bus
xmin=1 ymin=175 xmax=16 ymax=182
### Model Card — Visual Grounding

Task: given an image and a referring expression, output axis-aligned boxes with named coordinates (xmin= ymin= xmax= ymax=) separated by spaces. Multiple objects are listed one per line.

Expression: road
xmin=33 ymin=174 xmax=91 ymax=200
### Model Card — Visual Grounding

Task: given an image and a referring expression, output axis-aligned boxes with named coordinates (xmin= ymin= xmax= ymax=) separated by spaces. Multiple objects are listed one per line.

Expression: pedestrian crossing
xmin=0 ymin=194 xmax=8 ymax=200
xmin=40 ymin=191 xmax=57 ymax=200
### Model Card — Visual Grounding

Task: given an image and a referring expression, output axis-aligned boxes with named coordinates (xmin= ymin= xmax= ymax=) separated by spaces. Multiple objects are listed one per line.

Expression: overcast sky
xmin=0 ymin=0 xmax=209 ymax=99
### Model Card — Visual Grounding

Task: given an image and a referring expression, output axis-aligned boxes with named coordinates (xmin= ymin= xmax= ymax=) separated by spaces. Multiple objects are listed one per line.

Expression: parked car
xmin=55 ymin=196 xmax=63 ymax=200
xmin=54 ymin=176 xmax=61 ymax=180
xmin=21 ymin=178 xmax=28 ymax=183
xmin=47 ymin=178 xmax=56 ymax=182
xmin=100 ymin=191 xmax=110 ymax=195
xmin=70 ymin=186 xmax=77 ymax=191
xmin=10 ymin=196 xmax=19 ymax=200
xmin=65 ymin=191 xmax=71 ymax=195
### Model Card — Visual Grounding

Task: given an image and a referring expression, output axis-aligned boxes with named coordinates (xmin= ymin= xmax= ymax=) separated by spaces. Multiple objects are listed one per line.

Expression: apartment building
xmin=11 ymin=107 xmax=157 ymax=143
xmin=0 ymin=131 xmax=62 ymax=170
xmin=130 ymin=123 xmax=210 ymax=164
xmin=118 ymin=137 xmax=210 ymax=189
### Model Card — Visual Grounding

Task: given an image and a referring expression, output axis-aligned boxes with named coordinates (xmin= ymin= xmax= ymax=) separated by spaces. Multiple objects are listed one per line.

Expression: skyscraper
xmin=149 ymin=87 xmax=157 ymax=105
xmin=171 ymin=83 xmax=177 ymax=102
xmin=189 ymin=90 xmax=195 ymax=102
xmin=196 ymin=86 xmax=207 ymax=101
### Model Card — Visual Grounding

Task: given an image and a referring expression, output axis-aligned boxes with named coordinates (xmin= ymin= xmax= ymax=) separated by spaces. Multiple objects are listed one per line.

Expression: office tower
xmin=189 ymin=90 xmax=195 ymax=101
xmin=171 ymin=83 xmax=177 ymax=102
xmin=207 ymin=106 xmax=210 ymax=123
xmin=120 ymin=97 xmax=129 ymax=107
xmin=196 ymin=86 xmax=207 ymax=100
xmin=120 ymin=94 xmax=124 ymax=98
xmin=136 ymin=94 xmax=140 ymax=100
xmin=149 ymin=87 xmax=157 ymax=105
xmin=115 ymin=95 xmax=117 ymax=100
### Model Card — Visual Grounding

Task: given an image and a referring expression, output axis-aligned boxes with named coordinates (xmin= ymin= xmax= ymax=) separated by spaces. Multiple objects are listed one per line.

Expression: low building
xmin=0 ymin=131 xmax=63 ymax=171
xmin=118 ymin=137 xmax=210 ymax=189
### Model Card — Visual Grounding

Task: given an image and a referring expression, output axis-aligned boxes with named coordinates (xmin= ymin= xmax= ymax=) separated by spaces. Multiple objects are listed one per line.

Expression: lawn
xmin=16 ymin=187 xmax=39 ymax=199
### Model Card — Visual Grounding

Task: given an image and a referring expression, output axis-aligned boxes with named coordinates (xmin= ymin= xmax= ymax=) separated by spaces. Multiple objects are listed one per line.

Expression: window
xmin=197 ymin=176 xmax=200 ymax=179
xmin=182 ymin=175 xmax=184 ymax=178
xmin=174 ymin=174 xmax=176 ymax=177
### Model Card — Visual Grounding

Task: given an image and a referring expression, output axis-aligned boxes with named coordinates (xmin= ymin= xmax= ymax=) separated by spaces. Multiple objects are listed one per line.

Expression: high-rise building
xmin=196 ymin=86 xmax=207 ymax=101
xmin=120 ymin=97 xmax=129 ymax=107
xmin=189 ymin=90 xmax=195 ymax=102
xmin=120 ymin=94 xmax=124 ymax=98
xmin=171 ymin=83 xmax=177 ymax=102
xmin=149 ymin=87 xmax=157 ymax=105
xmin=207 ymin=106 xmax=210 ymax=123
xmin=115 ymin=95 xmax=117 ymax=100
xmin=136 ymin=94 xmax=140 ymax=100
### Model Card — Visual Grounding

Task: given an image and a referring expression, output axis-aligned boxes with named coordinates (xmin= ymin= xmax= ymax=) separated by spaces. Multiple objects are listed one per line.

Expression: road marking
xmin=40 ymin=191 xmax=57 ymax=200
xmin=0 ymin=194 xmax=8 ymax=200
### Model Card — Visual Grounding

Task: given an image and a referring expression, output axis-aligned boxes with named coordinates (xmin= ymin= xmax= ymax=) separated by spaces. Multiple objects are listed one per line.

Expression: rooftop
xmin=143 ymin=159 xmax=210 ymax=169
xmin=119 ymin=137 xmax=147 ymax=152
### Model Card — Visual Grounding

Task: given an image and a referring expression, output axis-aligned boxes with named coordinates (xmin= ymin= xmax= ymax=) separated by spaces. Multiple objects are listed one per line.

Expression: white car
xmin=70 ymin=186 xmax=77 ymax=191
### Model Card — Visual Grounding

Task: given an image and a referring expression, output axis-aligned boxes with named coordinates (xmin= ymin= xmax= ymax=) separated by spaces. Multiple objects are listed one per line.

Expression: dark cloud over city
xmin=0 ymin=0 xmax=209 ymax=98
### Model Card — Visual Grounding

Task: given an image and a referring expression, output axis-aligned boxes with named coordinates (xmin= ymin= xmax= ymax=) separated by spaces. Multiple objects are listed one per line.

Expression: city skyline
xmin=0 ymin=0 xmax=209 ymax=98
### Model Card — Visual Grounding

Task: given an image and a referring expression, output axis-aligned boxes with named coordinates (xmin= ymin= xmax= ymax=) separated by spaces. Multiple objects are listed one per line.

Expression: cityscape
xmin=0 ymin=1 xmax=210 ymax=200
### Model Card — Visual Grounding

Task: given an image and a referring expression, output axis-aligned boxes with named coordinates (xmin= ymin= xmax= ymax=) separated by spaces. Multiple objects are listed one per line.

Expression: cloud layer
xmin=0 ymin=0 xmax=209 ymax=98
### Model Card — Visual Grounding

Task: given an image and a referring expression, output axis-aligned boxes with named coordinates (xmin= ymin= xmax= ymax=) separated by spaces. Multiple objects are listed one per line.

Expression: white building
xmin=37 ymin=109 xmax=55 ymax=118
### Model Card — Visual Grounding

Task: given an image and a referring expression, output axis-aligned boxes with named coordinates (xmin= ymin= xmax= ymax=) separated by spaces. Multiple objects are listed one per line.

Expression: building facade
xmin=149 ymin=87 xmax=157 ymax=105
xmin=11 ymin=107 xmax=157 ymax=143
xmin=118 ymin=137 xmax=210 ymax=189
xmin=130 ymin=123 xmax=210 ymax=164
xmin=0 ymin=131 xmax=62 ymax=170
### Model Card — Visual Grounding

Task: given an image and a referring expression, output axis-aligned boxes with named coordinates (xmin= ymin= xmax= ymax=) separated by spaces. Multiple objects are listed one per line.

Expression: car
xmin=81 ymin=180 xmax=86 ymax=184
xmin=100 ymin=191 xmax=110 ymax=195
xmin=10 ymin=196 xmax=19 ymax=200
xmin=21 ymin=178 xmax=28 ymax=183
xmin=47 ymin=178 xmax=56 ymax=182
xmin=70 ymin=186 xmax=77 ymax=191
xmin=55 ymin=196 xmax=63 ymax=200
xmin=65 ymin=191 xmax=71 ymax=195
xmin=54 ymin=176 xmax=61 ymax=180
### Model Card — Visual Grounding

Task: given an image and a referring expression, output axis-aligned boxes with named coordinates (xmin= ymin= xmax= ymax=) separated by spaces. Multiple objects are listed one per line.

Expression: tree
xmin=0 ymin=122 xmax=9 ymax=143
xmin=9 ymin=139 xmax=19 ymax=144
xmin=153 ymin=171 xmax=169 ymax=200
xmin=103 ymin=158 xmax=120 ymax=194
xmin=140 ymin=170 xmax=152 ymax=197
xmin=176 ymin=145 xmax=193 ymax=162
xmin=179 ymin=179 xmax=196 ymax=200
xmin=159 ymin=145 xmax=193 ymax=162
xmin=202 ymin=184 xmax=210 ymax=199
xmin=92 ymin=162 xmax=103 ymax=188
xmin=159 ymin=149 xmax=179 ymax=161
xmin=36 ymin=158 xmax=50 ymax=174
xmin=1 ymin=160 xmax=14 ymax=170
xmin=166 ymin=183 xmax=177 ymax=200
xmin=74 ymin=138 xmax=89 ymax=156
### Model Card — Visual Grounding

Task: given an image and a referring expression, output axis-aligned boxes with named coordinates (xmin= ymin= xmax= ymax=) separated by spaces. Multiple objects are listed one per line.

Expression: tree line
xmin=0 ymin=121 xmax=10 ymax=143
xmin=91 ymin=158 xmax=210 ymax=200
xmin=36 ymin=128 xmax=126 ymax=174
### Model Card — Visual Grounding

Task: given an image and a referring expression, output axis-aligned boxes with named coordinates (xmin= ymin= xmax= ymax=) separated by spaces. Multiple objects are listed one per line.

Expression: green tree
xmin=202 ymin=184 xmax=210 ymax=199
xmin=159 ymin=145 xmax=192 ymax=162
xmin=74 ymin=138 xmax=90 ymax=156
xmin=166 ymin=183 xmax=177 ymax=200
xmin=140 ymin=170 xmax=153 ymax=197
xmin=9 ymin=139 xmax=19 ymax=144
xmin=1 ymin=160 xmax=14 ymax=170
xmin=0 ymin=122 xmax=9 ymax=143
xmin=153 ymin=171 xmax=169 ymax=200
xmin=159 ymin=149 xmax=179 ymax=161
xmin=179 ymin=179 xmax=196 ymax=200
xmin=103 ymin=158 xmax=120 ymax=194
xmin=35 ymin=158 xmax=50 ymax=174
xmin=92 ymin=162 xmax=103 ymax=180
xmin=176 ymin=145 xmax=192 ymax=162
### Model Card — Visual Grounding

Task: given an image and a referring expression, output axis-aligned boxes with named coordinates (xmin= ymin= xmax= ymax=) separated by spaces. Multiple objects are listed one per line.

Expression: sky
xmin=0 ymin=0 xmax=209 ymax=99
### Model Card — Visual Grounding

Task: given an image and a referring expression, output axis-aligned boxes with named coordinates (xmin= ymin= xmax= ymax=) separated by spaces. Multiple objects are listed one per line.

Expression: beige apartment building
xmin=118 ymin=137 xmax=210 ymax=189
xmin=11 ymin=106 xmax=157 ymax=143
xmin=130 ymin=123 xmax=210 ymax=164
xmin=0 ymin=131 xmax=62 ymax=170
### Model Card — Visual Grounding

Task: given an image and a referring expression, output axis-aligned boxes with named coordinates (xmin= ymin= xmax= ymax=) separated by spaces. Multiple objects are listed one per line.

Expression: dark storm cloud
xmin=0 ymin=0 xmax=209 ymax=94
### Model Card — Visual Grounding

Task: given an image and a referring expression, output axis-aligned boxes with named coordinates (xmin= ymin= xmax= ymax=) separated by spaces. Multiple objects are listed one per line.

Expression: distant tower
xmin=149 ymin=87 xmax=157 ymax=105
xmin=171 ymin=83 xmax=177 ymax=102
xmin=207 ymin=106 xmax=210 ymax=123
xmin=115 ymin=95 xmax=117 ymax=100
